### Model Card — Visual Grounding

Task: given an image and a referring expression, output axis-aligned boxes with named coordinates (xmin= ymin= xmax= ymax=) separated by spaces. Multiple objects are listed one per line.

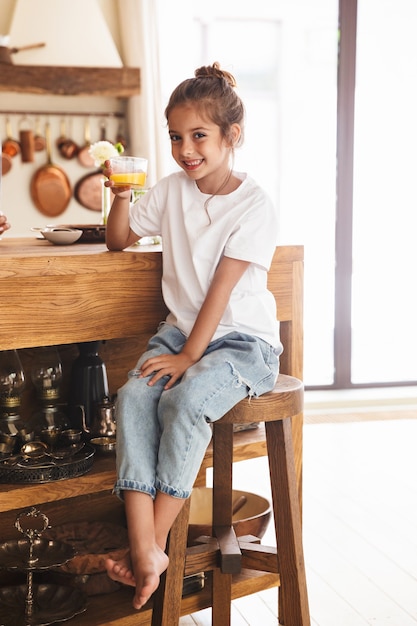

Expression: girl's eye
xmin=169 ymin=134 xmax=180 ymax=142
xmin=194 ymin=132 xmax=206 ymax=139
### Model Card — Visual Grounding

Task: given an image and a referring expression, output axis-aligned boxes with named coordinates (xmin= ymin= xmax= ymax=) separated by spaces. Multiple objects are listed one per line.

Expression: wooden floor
xmin=181 ymin=412 xmax=417 ymax=625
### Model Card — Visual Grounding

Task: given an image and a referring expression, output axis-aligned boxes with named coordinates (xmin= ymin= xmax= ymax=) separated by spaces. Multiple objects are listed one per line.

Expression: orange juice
xmin=110 ymin=171 xmax=147 ymax=189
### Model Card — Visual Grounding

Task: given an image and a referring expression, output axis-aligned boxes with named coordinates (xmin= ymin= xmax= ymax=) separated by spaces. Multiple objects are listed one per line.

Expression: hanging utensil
xmin=115 ymin=120 xmax=128 ymax=150
xmin=74 ymin=169 xmax=104 ymax=212
xmin=1 ymin=151 xmax=12 ymax=175
xmin=30 ymin=122 xmax=72 ymax=217
xmin=19 ymin=116 xmax=35 ymax=163
xmin=99 ymin=118 xmax=108 ymax=141
xmin=77 ymin=118 xmax=95 ymax=168
xmin=2 ymin=118 xmax=20 ymax=157
xmin=33 ymin=118 xmax=46 ymax=152
xmin=56 ymin=118 xmax=79 ymax=159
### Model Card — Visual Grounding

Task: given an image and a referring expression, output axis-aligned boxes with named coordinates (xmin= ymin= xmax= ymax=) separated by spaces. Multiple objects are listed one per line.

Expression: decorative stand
xmin=0 ymin=508 xmax=87 ymax=625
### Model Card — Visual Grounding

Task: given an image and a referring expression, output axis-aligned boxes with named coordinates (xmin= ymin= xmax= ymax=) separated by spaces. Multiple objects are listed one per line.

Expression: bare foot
xmin=106 ymin=553 xmax=135 ymax=587
xmin=106 ymin=545 xmax=169 ymax=610
xmin=131 ymin=544 xmax=169 ymax=609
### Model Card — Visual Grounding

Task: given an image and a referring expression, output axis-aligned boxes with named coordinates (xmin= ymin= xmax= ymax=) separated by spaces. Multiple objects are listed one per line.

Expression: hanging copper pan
xmin=30 ymin=122 xmax=72 ymax=217
xmin=74 ymin=169 xmax=104 ymax=212
xmin=1 ymin=151 xmax=12 ymax=175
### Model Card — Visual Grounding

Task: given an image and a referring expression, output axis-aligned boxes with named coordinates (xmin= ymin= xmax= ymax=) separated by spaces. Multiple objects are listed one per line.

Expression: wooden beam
xmin=0 ymin=65 xmax=140 ymax=97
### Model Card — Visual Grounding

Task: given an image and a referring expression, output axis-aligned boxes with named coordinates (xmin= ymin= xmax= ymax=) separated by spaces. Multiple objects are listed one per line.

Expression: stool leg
xmin=265 ymin=418 xmax=310 ymax=626
xmin=151 ymin=496 xmax=191 ymax=626
xmin=211 ymin=421 xmax=236 ymax=626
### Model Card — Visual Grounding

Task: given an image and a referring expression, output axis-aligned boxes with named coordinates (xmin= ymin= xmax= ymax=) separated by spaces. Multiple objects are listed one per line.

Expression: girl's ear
xmin=228 ymin=123 xmax=241 ymax=147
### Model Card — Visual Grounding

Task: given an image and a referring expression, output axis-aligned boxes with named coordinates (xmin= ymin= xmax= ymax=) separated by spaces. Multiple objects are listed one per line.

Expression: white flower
xmin=88 ymin=140 xmax=122 ymax=168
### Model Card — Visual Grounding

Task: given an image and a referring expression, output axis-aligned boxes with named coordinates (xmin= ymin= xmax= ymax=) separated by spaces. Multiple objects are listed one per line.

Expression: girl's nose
xmin=180 ymin=138 xmax=194 ymax=156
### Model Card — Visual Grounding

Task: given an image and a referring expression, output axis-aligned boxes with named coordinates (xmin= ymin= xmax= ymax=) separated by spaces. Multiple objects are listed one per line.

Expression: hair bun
xmin=195 ymin=62 xmax=237 ymax=88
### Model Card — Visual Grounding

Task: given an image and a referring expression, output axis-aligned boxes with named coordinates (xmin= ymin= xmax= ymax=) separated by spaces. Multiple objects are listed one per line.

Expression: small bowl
xmin=187 ymin=487 xmax=271 ymax=545
xmin=61 ymin=429 xmax=82 ymax=444
xmin=90 ymin=436 xmax=116 ymax=454
xmin=0 ymin=433 xmax=16 ymax=448
xmin=0 ymin=442 xmax=13 ymax=458
xmin=40 ymin=427 xmax=62 ymax=447
xmin=41 ymin=228 xmax=83 ymax=245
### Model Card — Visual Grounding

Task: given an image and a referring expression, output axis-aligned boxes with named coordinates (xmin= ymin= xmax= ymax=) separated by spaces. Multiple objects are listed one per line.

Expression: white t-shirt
xmin=129 ymin=171 xmax=281 ymax=349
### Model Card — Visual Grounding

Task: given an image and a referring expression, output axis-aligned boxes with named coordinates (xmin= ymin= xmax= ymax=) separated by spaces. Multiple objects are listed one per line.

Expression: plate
xmin=0 ymin=538 xmax=76 ymax=571
xmin=0 ymin=583 xmax=87 ymax=625
xmin=0 ymin=444 xmax=95 ymax=484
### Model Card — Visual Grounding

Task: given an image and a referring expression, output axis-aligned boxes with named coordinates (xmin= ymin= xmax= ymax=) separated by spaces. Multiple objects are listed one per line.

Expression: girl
xmin=104 ymin=62 xmax=282 ymax=610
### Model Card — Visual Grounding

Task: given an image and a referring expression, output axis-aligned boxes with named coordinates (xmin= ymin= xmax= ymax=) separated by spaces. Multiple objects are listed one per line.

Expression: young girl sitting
xmin=104 ymin=62 xmax=282 ymax=611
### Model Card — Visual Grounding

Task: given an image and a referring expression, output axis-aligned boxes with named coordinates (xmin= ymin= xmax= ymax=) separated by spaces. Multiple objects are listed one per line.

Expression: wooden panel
xmin=0 ymin=65 xmax=140 ymax=97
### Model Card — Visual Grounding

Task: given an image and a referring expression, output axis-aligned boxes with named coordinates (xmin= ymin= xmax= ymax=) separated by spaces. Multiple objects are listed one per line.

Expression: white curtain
xmin=116 ymin=0 xmax=165 ymax=186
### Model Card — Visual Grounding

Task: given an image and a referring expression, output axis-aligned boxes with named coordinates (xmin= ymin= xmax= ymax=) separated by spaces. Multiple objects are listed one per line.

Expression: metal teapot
xmin=77 ymin=397 xmax=116 ymax=439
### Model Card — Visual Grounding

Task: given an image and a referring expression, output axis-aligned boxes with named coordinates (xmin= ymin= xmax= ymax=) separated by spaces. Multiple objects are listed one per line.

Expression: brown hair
xmin=165 ymin=62 xmax=245 ymax=147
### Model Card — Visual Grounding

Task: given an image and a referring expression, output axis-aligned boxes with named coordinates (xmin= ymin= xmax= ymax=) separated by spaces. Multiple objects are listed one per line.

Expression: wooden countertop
xmin=0 ymin=238 xmax=167 ymax=350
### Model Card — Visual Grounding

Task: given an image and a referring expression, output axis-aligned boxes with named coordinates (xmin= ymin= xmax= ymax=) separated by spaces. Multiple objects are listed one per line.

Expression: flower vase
xmin=101 ymin=177 xmax=111 ymax=225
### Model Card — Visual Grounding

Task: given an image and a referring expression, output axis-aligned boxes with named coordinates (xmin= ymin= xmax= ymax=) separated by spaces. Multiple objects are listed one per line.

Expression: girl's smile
xmin=183 ymin=158 xmax=204 ymax=171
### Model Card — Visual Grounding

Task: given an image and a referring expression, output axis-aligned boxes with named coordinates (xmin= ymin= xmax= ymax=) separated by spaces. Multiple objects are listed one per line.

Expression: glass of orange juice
xmin=109 ymin=156 xmax=148 ymax=190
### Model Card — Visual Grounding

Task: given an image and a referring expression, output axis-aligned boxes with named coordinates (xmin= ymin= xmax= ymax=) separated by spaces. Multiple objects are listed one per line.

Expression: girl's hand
xmin=102 ymin=160 xmax=131 ymax=198
xmin=0 ymin=212 xmax=11 ymax=233
xmin=139 ymin=353 xmax=196 ymax=390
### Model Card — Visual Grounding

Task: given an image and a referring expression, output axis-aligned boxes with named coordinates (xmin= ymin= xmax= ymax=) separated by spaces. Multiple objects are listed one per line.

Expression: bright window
xmin=156 ymin=0 xmax=339 ymax=387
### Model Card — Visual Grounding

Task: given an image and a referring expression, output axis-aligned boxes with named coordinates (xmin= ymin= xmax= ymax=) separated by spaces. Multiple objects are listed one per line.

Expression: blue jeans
xmin=114 ymin=323 xmax=281 ymax=500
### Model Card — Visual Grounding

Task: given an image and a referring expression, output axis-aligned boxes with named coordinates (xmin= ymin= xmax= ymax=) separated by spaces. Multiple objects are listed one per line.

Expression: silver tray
xmin=0 ymin=445 xmax=94 ymax=484
xmin=0 ymin=539 xmax=76 ymax=571
xmin=0 ymin=583 xmax=87 ymax=625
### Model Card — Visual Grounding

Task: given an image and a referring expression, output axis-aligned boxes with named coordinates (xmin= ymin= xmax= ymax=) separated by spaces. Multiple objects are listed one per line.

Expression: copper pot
xmin=56 ymin=119 xmax=79 ymax=159
xmin=3 ymin=118 xmax=20 ymax=158
xmin=33 ymin=118 xmax=46 ymax=152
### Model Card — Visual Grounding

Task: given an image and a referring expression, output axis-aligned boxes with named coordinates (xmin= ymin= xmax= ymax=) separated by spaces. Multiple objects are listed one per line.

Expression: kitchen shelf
xmin=0 ymin=64 xmax=140 ymax=97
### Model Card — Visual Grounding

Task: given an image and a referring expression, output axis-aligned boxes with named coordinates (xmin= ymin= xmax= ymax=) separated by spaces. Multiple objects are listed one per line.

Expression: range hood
xmin=8 ymin=0 xmax=122 ymax=67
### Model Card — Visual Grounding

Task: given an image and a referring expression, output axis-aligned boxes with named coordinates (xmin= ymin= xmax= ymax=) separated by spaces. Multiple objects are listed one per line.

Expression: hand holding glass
xmin=109 ymin=156 xmax=148 ymax=190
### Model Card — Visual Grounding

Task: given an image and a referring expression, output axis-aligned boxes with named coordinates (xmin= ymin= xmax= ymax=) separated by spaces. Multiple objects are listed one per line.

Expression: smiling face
xmin=168 ymin=104 xmax=241 ymax=195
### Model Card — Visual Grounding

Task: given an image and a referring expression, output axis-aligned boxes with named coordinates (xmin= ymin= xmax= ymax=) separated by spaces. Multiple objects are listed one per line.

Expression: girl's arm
xmin=140 ymin=255 xmax=250 ymax=388
xmin=105 ymin=191 xmax=140 ymax=250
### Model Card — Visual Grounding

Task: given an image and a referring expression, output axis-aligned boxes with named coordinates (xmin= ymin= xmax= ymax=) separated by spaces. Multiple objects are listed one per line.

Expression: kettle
xmin=67 ymin=341 xmax=109 ymax=434
xmin=77 ymin=397 xmax=116 ymax=439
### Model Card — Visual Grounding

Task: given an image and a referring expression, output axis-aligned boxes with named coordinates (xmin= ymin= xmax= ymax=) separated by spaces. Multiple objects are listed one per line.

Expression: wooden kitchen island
xmin=0 ymin=238 xmax=303 ymax=624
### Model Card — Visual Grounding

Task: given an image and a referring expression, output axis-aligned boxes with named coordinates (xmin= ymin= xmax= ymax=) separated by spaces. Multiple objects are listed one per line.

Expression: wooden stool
xmin=152 ymin=373 xmax=310 ymax=626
